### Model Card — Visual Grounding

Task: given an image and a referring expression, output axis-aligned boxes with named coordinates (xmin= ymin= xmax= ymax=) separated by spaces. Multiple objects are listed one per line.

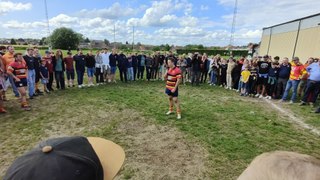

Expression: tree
xmin=10 ymin=38 xmax=17 ymax=45
xmin=49 ymin=27 xmax=82 ymax=50
xmin=152 ymin=46 xmax=161 ymax=51
xmin=84 ymin=37 xmax=90 ymax=43
xmin=104 ymin=39 xmax=110 ymax=46
xmin=164 ymin=44 xmax=170 ymax=51
xmin=197 ymin=44 xmax=204 ymax=50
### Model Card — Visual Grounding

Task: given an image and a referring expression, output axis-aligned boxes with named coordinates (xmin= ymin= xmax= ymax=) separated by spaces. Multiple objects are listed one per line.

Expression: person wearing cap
xmin=1 ymin=46 xmax=20 ymax=98
xmin=39 ymin=58 xmax=50 ymax=93
xmin=280 ymin=57 xmax=307 ymax=103
xmin=165 ymin=57 xmax=182 ymax=119
xmin=4 ymin=136 xmax=125 ymax=180
xmin=6 ymin=53 xmax=31 ymax=110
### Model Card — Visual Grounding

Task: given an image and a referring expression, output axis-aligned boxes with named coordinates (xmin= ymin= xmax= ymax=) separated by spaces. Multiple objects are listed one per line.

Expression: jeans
xmin=302 ymin=80 xmax=320 ymax=103
xmin=127 ymin=67 xmax=134 ymax=81
xmin=282 ymin=79 xmax=300 ymax=101
xmin=210 ymin=72 xmax=216 ymax=84
xmin=8 ymin=75 xmax=20 ymax=96
xmin=76 ymin=70 xmax=84 ymax=85
xmin=27 ymin=69 xmax=36 ymax=97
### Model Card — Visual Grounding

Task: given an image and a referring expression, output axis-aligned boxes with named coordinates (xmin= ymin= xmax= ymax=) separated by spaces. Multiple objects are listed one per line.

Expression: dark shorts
xmin=257 ymin=76 xmax=268 ymax=85
xmin=66 ymin=70 xmax=75 ymax=80
xmin=14 ymin=78 xmax=28 ymax=87
xmin=111 ymin=66 xmax=117 ymax=74
xmin=165 ymin=88 xmax=178 ymax=97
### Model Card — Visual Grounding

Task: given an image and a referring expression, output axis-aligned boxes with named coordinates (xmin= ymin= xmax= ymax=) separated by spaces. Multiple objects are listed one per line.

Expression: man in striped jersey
xmin=7 ymin=53 xmax=31 ymax=111
xmin=165 ymin=57 xmax=182 ymax=119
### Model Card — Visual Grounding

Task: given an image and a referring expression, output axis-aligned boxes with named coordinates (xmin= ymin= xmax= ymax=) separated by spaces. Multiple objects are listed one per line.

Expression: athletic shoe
xmin=259 ymin=95 xmax=264 ymax=98
xmin=177 ymin=114 xmax=181 ymax=119
xmin=255 ymin=94 xmax=260 ymax=98
xmin=166 ymin=111 xmax=174 ymax=115
xmin=78 ymin=85 xmax=82 ymax=88
xmin=289 ymin=100 xmax=294 ymax=104
xmin=309 ymin=102 xmax=315 ymax=108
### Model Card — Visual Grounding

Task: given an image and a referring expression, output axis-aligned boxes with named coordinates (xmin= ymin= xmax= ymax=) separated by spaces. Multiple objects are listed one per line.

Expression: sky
xmin=0 ymin=0 xmax=320 ymax=46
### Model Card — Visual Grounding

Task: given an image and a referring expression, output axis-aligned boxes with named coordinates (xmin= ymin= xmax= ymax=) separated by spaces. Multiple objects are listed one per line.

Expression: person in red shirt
xmin=64 ymin=52 xmax=75 ymax=87
xmin=42 ymin=51 xmax=54 ymax=91
xmin=7 ymin=53 xmax=31 ymax=111
xmin=165 ymin=57 xmax=182 ymax=119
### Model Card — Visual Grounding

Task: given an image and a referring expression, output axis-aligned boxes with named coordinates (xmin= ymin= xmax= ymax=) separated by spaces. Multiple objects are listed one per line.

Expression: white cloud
xmin=78 ymin=2 xmax=137 ymax=19
xmin=2 ymin=20 xmax=46 ymax=29
xmin=0 ymin=1 xmax=32 ymax=15
xmin=49 ymin=14 xmax=79 ymax=27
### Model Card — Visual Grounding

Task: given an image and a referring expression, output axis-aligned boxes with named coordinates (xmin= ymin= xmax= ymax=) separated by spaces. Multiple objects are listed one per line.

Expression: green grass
xmin=1 ymin=81 xmax=320 ymax=179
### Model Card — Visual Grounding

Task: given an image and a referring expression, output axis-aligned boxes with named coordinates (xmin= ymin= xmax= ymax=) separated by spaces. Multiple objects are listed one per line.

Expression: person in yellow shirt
xmin=240 ymin=66 xmax=251 ymax=96
xmin=2 ymin=46 xmax=20 ymax=98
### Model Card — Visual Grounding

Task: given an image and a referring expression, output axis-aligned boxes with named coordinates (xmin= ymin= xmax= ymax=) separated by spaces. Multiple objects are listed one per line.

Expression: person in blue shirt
xmin=300 ymin=60 xmax=320 ymax=107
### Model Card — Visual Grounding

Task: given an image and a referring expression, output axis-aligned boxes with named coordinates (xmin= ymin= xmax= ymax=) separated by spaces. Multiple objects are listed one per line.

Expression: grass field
xmin=1 ymin=80 xmax=320 ymax=179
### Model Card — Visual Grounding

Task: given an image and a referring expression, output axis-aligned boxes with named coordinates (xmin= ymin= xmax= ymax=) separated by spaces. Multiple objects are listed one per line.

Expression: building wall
xmin=268 ymin=31 xmax=298 ymax=59
xmin=295 ymin=27 xmax=320 ymax=61
xmin=259 ymin=14 xmax=320 ymax=63
xmin=259 ymin=34 xmax=270 ymax=56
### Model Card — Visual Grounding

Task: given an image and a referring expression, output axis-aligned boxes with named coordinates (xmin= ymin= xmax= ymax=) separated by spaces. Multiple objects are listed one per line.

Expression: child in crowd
xmin=240 ymin=66 xmax=251 ymax=96
xmin=266 ymin=62 xmax=279 ymax=99
xmin=39 ymin=59 xmax=50 ymax=93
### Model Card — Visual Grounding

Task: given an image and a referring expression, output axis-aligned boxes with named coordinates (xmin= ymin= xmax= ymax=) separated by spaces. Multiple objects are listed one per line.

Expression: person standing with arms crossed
xmin=165 ymin=57 xmax=182 ymax=119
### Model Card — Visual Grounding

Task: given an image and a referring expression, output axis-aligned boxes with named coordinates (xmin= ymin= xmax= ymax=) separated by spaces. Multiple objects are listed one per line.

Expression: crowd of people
xmin=1 ymin=45 xmax=320 ymax=114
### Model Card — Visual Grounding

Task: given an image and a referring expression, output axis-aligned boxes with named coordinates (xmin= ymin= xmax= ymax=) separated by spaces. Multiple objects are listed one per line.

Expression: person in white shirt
xmin=100 ymin=48 xmax=111 ymax=83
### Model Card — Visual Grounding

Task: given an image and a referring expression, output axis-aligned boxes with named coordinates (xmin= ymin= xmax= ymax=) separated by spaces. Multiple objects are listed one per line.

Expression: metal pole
xmin=44 ymin=0 xmax=51 ymax=49
xmin=132 ymin=26 xmax=135 ymax=50
xmin=292 ymin=20 xmax=302 ymax=59
xmin=113 ymin=24 xmax=116 ymax=48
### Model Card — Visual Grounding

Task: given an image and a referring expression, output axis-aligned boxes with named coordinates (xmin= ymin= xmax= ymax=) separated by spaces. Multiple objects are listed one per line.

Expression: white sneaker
xmin=177 ymin=114 xmax=181 ymax=119
xmin=255 ymin=94 xmax=260 ymax=98
xmin=78 ymin=85 xmax=82 ymax=88
xmin=166 ymin=111 xmax=173 ymax=115
xmin=289 ymin=100 xmax=294 ymax=104
xmin=259 ymin=95 xmax=264 ymax=98
xmin=268 ymin=96 xmax=272 ymax=100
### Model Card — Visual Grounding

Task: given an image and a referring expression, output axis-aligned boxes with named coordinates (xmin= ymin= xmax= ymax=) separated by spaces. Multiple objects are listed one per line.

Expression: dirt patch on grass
xmin=0 ymin=97 xmax=210 ymax=179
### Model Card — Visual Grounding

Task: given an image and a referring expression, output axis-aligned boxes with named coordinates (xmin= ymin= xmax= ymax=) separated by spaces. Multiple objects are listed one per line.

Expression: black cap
xmin=4 ymin=136 xmax=104 ymax=180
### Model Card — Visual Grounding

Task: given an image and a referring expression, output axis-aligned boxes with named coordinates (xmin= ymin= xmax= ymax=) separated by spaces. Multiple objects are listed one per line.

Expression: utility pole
xmin=132 ymin=26 xmax=135 ymax=50
xmin=44 ymin=0 xmax=51 ymax=49
xmin=229 ymin=0 xmax=238 ymax=53
xmin=113 ymin=24 xmax=116 ymax=49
